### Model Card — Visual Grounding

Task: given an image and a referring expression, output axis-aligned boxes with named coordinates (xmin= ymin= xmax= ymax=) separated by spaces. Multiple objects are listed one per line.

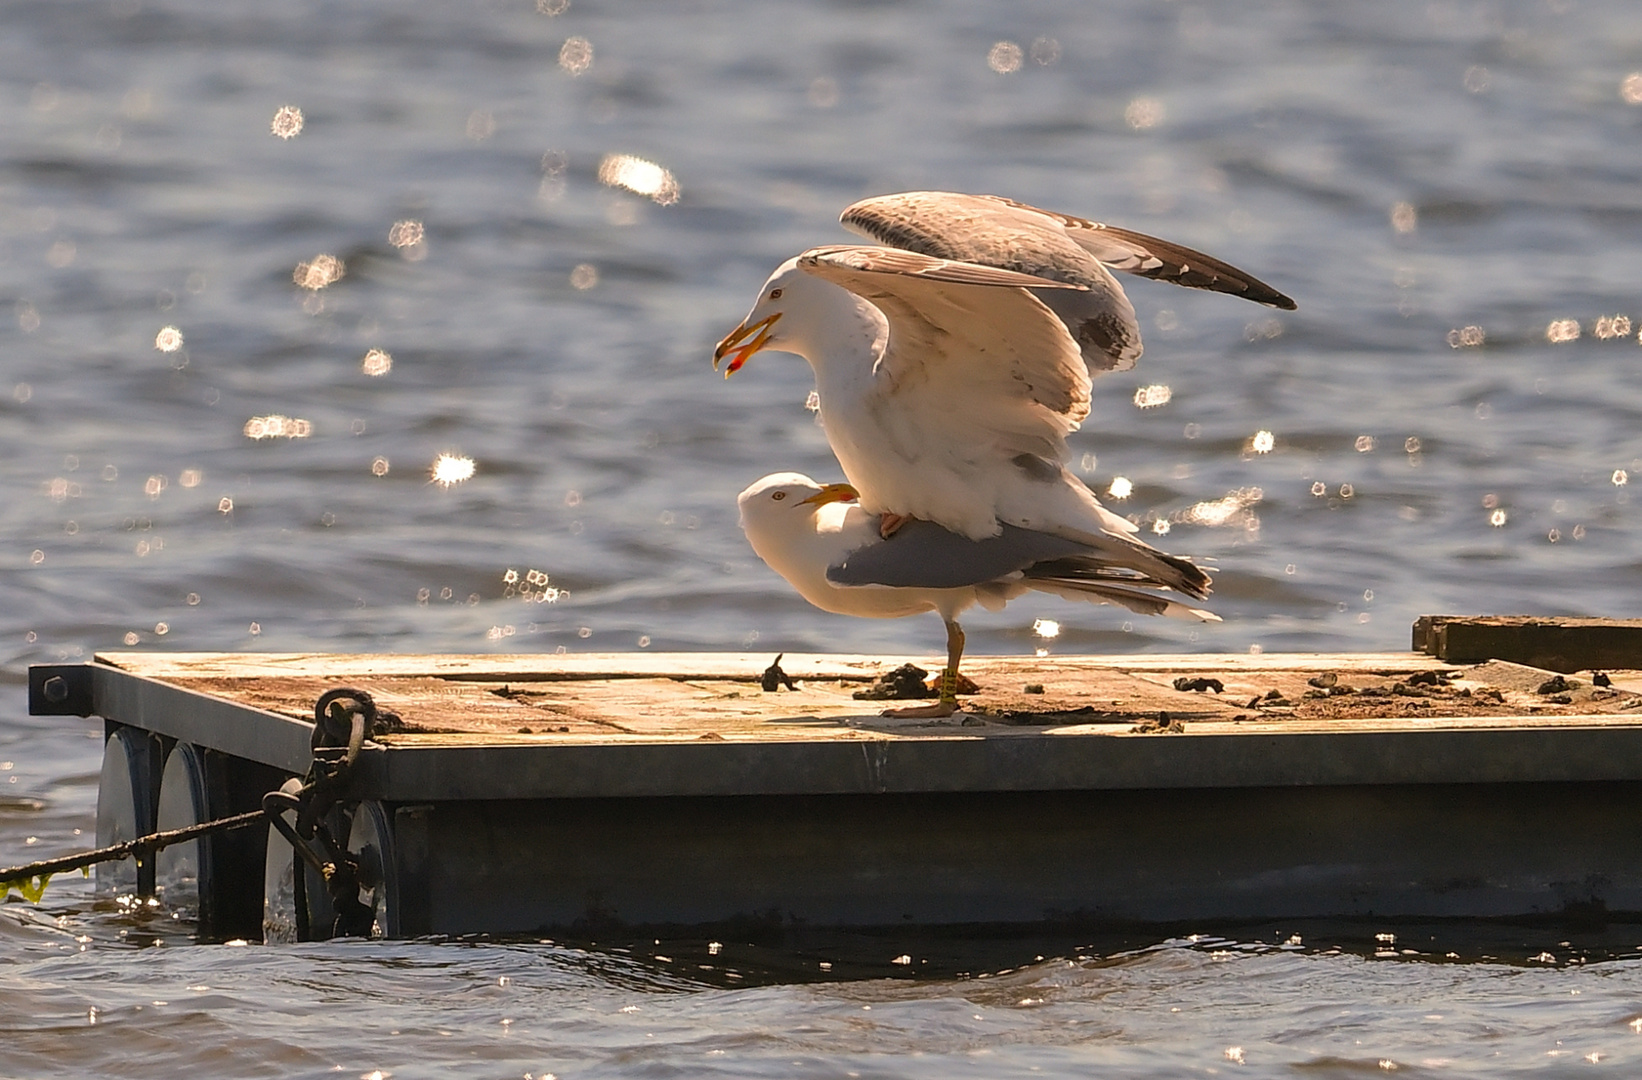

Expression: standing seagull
xmin=714 ymin=192 xmax=1294 ymax=544
xmin=738 ymin=473 xmax=1216 ymax=718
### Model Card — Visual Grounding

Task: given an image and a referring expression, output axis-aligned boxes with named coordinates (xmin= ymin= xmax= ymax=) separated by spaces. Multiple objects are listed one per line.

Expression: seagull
xmin=738 ymin=472 xmax=1216 ymax=718
xmin=714 ymin=192 xmax=1294 ymax=544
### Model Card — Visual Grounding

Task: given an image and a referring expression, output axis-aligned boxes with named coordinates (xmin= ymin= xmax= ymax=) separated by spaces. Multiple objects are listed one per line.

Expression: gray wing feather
xmin=979 ymin=195 xmax=1297 ymax=311
xmin=827 ymin=516 xmax=1213 ymax=601
xmin=826 ymin=518 xmax=1089 ymax=589
xmin=799 ymin=245 xmax=1085 ymax=291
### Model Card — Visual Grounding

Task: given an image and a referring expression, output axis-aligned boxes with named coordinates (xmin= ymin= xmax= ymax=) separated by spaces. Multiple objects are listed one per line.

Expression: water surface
xmin=5 ymin=0 xmax=1642 ymax=1075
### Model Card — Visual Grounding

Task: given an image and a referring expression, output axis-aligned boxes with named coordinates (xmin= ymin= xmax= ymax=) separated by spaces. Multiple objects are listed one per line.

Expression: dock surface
xmin=42 ymin=650 xmax=1642 ymax=800
xmin=91 ymin=648 xmax=1642 ymax=737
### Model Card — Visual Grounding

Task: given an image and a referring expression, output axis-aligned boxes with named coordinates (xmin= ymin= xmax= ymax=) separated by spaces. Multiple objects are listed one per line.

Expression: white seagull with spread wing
xmin=715 ymin=191 xmax=1294 ymax=543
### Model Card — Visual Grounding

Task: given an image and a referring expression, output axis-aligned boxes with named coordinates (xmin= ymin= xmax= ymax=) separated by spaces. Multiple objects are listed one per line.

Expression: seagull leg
xmin=882 ymin=620 xmax=966 ymax=718
xmin=878 ymin=512 xmax=909 ymax=539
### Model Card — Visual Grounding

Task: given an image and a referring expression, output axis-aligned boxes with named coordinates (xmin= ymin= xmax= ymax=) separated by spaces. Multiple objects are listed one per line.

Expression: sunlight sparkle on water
xmin=1545 ymin=319 xmax=1580 ymax=343
xmin=504 ymin=568 xmax=563 ymax=603
xmin=1125 ymin=97 xmax=1165 ymax=130
xmin=1389 ymin=202 xmax=1417 ymax=233
xmin=559 ymin=36 xmax=593 ymax=75
xmin=371 ymin=457 xmax=389 ymax=476
xmin=1490 ymin=509 xmax=1507 ymax=527
xmin=1446 ymin=325 xmax=1484 ymax=348
xmin=1594 ymin=314 xmax=1631 ymax=339
xmin=1623 ymin=73 xmax=1642 ymax=105
xmin=430 ymin=453 xmax=476 ymax=486
xmin=597 ymin=154 xmax=679 ymax=205
xmin=1244 ymin=317 xmax=1283 ymax=342
xmin=1133 ymin=384 xmax=1172 ymax=408
xmin=1032 ymin=618 xmax=1060 ymax=639
xmin=362 ymin=349 xmax=392 ymax=376
xmin=1184 ymin=488 xmax=1262 ymax=527
xmin=987 ymin=41 xmax=1023 ymax=74
xmin=1250 ymin=430 xmax=1275 ymax=454
xmin=243 ymin=415 xmax=312 ymax=439
xmin=1107 ymin=476 xmax=1132 ymax=499
xmin=269 ymin=105 xmax=303 ymax=139
xmin=153 ymin=326 xmax=182 ymax=352
xmin=1614 ymin=470 xmax=1629 ymax=487
xmin=387 ymin=220 xmax=424 ymax=249
xmin=293 ymin=254 xmax=344 ymax=290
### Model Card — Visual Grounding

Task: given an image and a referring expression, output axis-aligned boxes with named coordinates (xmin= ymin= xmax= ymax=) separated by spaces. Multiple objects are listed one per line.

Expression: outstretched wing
xmin=841 ymin=191 xmax=1145 ymax=370
xmin=840 ymin=193 xmax=1297 ymax=372
xmin=977 ymin=194 xmax=1296 ymax=310
xmin=798 ymin=244 xmax=1091 ymax=459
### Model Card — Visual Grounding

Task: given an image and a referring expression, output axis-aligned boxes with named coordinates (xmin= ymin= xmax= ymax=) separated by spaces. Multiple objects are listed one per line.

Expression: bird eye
xmin=768 ymin=288 xmax=783 ymax=300
xmin=771 ymin=491 xmax=786 ymax=501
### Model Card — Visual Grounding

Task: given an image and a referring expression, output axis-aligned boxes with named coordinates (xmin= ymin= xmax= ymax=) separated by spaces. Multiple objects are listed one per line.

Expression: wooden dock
xmin=27 ymin=643 xmax=1642 ymax=943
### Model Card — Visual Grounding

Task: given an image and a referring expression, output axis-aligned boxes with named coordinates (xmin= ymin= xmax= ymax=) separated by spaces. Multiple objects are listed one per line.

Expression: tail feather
xmin=1030 ymin=537 xmax=1212 ymax=601
xmin=1025 ymin=576 xmax=1220 ymax=621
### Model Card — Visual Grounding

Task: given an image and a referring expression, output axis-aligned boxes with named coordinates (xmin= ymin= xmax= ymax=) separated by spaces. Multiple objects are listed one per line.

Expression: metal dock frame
xmin=29 ymin=656 xmax=1642 ymax=941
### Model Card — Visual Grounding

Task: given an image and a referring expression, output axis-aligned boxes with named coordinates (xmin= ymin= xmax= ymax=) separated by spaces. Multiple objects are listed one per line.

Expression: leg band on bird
xmin=940 ymin=620 xmax=966 ymax=707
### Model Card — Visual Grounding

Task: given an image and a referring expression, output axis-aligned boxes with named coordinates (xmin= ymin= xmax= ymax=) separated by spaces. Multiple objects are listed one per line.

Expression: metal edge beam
xmin=349 ymin=723 xmax=1642 ymax=801
xmin=30 ymin=662 xmax=313 ymax=774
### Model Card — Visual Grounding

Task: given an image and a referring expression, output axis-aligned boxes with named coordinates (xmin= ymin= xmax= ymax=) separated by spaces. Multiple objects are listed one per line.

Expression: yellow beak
xmin=800 ymin=482 xmax=859 ymax=507
xmin=712 ymin=313 xmax=781 ymax=376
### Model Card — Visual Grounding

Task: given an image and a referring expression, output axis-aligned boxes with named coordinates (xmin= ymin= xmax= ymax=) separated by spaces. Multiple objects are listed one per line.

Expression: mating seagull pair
xmin=716 ymin=191 xmax=1295 ymax=716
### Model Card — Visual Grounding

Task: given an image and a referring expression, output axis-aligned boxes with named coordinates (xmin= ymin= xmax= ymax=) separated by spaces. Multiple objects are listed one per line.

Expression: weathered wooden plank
xmin=86 ymin=651 xmax=1642 ymax=744
xmin=1415 ymin=616 xmax=1642 ymax=671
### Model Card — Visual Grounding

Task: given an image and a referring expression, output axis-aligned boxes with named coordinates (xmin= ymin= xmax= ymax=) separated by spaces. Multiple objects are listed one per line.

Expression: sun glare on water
xmin=430 ymin=453 xmax=476 ymax=487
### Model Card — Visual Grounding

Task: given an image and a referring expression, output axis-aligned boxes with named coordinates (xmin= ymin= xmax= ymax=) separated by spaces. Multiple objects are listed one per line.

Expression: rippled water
xmin=6 ymin=0 xmax=1642 ymax=1075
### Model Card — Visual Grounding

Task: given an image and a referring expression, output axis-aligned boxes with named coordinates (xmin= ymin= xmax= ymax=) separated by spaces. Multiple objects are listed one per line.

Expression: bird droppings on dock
xmin=850 ymin=663 xmax=936 ymax=702
xmin=1130 ymin=713 xmax=1185 ymax=734
xmin=760 ymin=654 xmax=799 ymax=692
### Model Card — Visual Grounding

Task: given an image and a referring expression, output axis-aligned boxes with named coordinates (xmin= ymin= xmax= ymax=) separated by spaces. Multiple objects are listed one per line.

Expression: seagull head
xmin=715 ymin=254 xmax=878 ymax=376
xmin=737 ymin=472 xmax=858 ymax=531
xmin=713 ymin=258 xmax=807 ymax=375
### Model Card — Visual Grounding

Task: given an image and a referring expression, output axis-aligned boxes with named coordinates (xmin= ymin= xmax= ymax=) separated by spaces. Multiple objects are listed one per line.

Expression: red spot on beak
xmin=712 ymin=313 xmax=781 ymax=376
